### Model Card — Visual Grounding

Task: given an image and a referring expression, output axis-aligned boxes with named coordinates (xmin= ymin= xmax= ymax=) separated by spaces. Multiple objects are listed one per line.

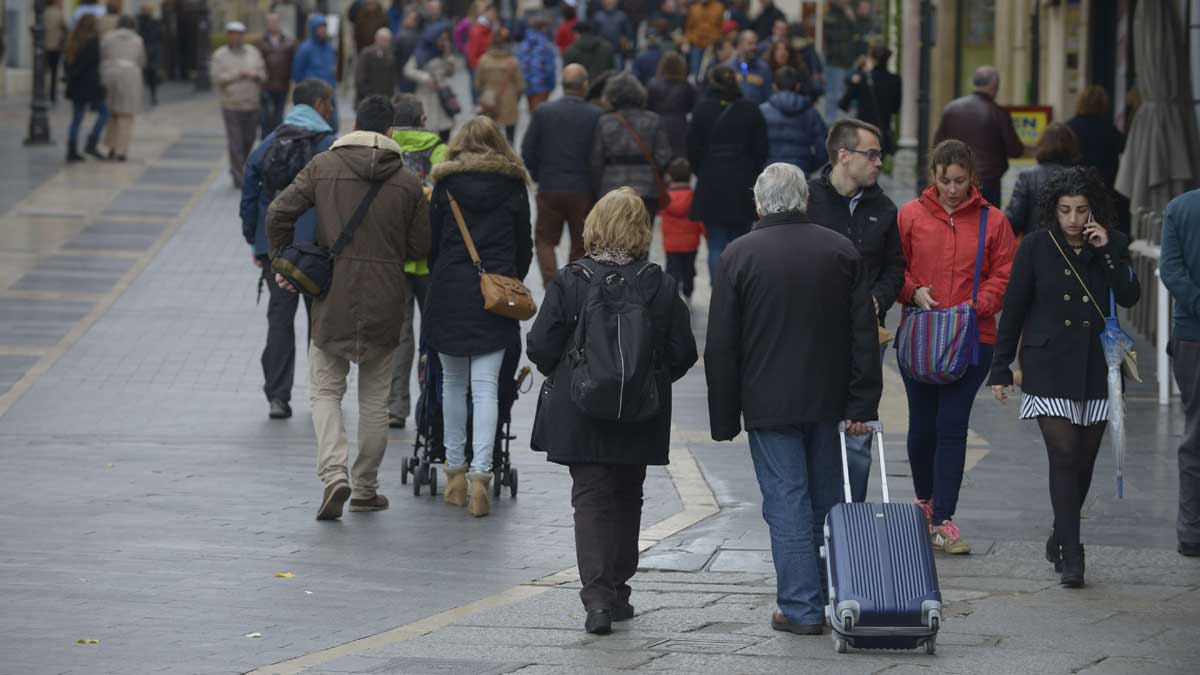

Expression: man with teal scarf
xmin=240 ymin=78 xmax=337 ymax=420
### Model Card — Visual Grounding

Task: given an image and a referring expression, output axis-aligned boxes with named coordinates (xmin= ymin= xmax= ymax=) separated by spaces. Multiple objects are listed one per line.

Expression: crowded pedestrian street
xmin=2 ymin=1 xmax=1200 ymax=674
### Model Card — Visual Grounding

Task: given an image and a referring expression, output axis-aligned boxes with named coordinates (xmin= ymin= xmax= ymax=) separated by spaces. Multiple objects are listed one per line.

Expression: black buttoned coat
xmin=990 ymin=227 xmax=1141 ymax=400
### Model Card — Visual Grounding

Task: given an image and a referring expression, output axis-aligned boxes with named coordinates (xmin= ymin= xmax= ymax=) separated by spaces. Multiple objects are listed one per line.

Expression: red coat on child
xmin=660 ymin=185 xmax=705 ymax=253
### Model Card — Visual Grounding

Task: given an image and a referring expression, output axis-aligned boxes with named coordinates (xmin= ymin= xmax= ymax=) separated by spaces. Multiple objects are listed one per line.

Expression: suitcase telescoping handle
xmin=837 ymin=421 xmax=887 ymax=504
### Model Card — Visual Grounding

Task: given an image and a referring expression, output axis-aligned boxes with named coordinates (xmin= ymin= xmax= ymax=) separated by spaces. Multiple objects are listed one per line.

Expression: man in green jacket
xmin=387 ymin=94 xmax=446 ymax=429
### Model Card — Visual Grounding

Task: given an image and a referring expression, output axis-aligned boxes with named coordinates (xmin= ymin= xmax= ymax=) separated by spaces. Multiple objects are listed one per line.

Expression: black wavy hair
xmin=1037 ymin=166 xmax=1116 ymax=233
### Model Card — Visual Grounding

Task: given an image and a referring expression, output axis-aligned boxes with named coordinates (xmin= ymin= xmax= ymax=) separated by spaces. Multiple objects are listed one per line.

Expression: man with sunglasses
xmin=804 ymin=118 xmax=905 ymax=502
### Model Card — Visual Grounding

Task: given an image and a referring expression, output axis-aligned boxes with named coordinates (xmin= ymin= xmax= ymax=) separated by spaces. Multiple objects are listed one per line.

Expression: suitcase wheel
xmin=834 ymin=637 xmax=848 ymax=654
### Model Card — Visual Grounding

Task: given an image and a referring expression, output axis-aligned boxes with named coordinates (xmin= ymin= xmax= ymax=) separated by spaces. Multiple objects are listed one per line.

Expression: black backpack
xmin=566 ymin=259 xmax=668 ymax=423
xmin=400 ymin=143 xmax=441 ymax=191
xmin=262 ymin=128 xmax=329 ymax=194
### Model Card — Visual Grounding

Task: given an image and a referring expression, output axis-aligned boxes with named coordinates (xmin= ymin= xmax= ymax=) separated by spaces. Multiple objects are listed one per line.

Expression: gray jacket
xmin=1004 ymin=162 xmax=1070 ymax=237
xmin=589 ymin=108 xmax=672 ymax=203
xmin=521 ymin=94 xmax=603 ymax=194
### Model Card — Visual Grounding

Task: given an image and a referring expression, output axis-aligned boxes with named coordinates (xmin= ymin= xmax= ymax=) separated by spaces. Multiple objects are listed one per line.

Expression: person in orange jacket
xmin=896 ymin=139 xmax=1016 ymax=556
xmin=659 ymin=158 xmax=705 ymax=300
xmin=466 ymin=2 xmax=497 ymax=71
xmin=684 ymin=0 xmax=725 ymax=79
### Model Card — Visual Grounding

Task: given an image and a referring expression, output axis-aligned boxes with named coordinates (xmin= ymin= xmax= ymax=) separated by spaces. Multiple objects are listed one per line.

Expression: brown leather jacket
xmin=256 ymin=32 xmax=296 ymax=93
xmin=934 ymin=92 xmax=1024 ymax=183
xmin=267 ymin=131 xmax=432 ymax=363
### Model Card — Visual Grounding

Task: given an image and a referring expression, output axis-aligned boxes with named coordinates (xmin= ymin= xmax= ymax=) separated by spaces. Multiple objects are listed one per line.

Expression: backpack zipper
xmin=616 ymin=313 xmax=625 ymax=419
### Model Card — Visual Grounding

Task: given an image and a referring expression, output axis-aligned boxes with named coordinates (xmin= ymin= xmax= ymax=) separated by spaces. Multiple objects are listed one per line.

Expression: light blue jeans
xmin=824 ymin=65 xmax=847 ymax=122
xmin=439 ymin=349 xmax=504 ymax=474
xmin=844 ymin=344 xmax=889 ymax=502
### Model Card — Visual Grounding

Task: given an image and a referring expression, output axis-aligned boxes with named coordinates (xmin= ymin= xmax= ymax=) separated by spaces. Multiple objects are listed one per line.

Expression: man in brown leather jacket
xmin=934 ymin=66 xmax=1024 ymax=206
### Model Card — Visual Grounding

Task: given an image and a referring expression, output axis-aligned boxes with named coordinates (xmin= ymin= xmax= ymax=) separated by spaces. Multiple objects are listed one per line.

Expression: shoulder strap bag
xmin=896 ymin=206 xmax=989 ymax=384
xmin=612 ymin=111 xmax=669 ymax=207
xmin=270 ymin=178 xmax=384 ymax=299
xmin=1048 ymin=232 xmax=1140 ymax=382
xmin=447 ymin=191 xmax=538 ymax=321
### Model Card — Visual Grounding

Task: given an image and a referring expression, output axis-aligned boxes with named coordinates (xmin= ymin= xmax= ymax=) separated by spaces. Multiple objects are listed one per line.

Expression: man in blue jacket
xmin=292 ymin=15 xmax=339 ymax=130
xmin=759 ymin=66 xmax=827 ymax=174
xmin=727 ymin=30 xmax=773 ymax=105
xmin=1162 ymin=189 xmax=1200 ymax=557
xmin=240 ymin=78 xmax=337 ymax=420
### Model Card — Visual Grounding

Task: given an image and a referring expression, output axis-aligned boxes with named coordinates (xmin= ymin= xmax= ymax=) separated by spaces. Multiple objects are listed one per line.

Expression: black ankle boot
xmin=1045 ymin=530 xmax=1062 ymax=572
xmin=66 ymin=140 xmax=84 ymax=162
xmin=84 ymin=137 xmax=104 ymax=160
xmin=585 ymin=609 xmax=612 ymax=635
xmin=1060 ymin=544 xmax=1085 ymax=588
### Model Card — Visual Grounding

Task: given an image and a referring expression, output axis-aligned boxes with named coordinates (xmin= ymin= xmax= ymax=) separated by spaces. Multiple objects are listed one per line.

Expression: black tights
xmin=1037 ymin=416 xmax=1107 ymax=548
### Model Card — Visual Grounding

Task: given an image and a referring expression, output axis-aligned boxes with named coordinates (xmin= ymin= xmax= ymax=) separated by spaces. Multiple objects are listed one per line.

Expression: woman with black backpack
xmin=527 ymin=188 xmax=698 ymax=636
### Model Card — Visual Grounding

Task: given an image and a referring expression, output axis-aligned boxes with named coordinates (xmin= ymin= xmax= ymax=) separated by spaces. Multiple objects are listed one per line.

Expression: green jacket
xmin=389 ymin=127 xmax=448 ymax=275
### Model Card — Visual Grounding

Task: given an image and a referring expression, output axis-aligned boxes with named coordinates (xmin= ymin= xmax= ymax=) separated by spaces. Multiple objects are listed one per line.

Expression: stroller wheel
xmin=413 ymin=463 xmax=425 ymax=496
xmin=509 ymin=467 xmax=518 ymax=497
xmin=400 ymin=460 xmax=409 ymax=485
xmin=493 ymin=469 xmax=503 ymax=497
xmin=428 ymin=466 xmax=438 ymax=496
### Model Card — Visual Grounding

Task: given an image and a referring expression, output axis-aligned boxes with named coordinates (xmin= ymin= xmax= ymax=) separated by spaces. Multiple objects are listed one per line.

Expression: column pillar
xmin=892 ymin=0 xmax=921 ymax=190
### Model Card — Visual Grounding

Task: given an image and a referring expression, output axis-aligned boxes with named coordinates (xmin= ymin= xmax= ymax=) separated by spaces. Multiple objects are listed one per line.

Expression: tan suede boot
xmin=443 ymin=465 xmax=468 ymax=507
xmin=467 ymin=472 xmax=492 ymax=517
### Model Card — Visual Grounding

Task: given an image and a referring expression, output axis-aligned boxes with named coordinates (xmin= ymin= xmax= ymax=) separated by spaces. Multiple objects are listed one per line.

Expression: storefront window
xmin=957 ymin=0 xmax=995 ymax=96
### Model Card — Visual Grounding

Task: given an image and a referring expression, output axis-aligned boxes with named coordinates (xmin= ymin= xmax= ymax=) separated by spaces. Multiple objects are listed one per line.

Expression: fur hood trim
xmin=331 ymin=130 xmax=404 ymax=155
xmin=430 ymin=152 xmax=530 ymax=184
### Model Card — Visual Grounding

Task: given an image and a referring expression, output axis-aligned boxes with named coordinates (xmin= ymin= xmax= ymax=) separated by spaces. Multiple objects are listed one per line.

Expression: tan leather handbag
xmin=447 ymin=192 xmax=537 ymax=321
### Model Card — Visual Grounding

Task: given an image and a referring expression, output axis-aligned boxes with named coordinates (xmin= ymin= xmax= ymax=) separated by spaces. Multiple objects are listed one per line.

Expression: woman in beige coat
xmin=404 ymin=24 xmax=457 ymax=141
xmin=474 ymin=28 xmax=525 ymax=143
xmin=100 ymin=15 xmax=146 ymax=161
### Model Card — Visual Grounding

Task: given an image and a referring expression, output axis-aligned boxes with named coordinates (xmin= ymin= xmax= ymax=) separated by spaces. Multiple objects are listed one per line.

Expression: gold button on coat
xmin=1065 ymin=319 xmax=1072 ymax=326
xmin=1064 ymin=294 xmax=1071 ymax=301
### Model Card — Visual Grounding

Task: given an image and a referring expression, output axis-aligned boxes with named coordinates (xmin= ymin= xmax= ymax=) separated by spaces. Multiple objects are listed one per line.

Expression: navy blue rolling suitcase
xmin=822 ymin=421 xmax=942 ymax=654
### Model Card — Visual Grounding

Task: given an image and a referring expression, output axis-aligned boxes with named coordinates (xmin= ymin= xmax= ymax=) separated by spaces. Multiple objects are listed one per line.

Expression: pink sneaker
xmin=930 ymin=521 xmax=972 ymax=554
xmin=914 ymin=498 xmax=933 ymax=526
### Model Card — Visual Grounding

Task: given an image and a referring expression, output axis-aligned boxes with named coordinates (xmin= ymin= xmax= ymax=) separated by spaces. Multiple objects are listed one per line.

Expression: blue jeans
xmin=68 ymin=100 xmax=108 ymax=145
xmin=706 ymin=222 xmax=749 ymax=281
xmin=688 ymin=45 xmax=706 ymax=80
xmin=749 ymin=424 xmax=842 ymax=625
xmin=844 ymin=344 xmax=889 ymax=502
xmin=901 ymin=344 xmax=993 ymax=525
xmin=824 ymin=66 xmax=848 ymax=121
xmin=439 ymin=349 xmax=504 ymax=474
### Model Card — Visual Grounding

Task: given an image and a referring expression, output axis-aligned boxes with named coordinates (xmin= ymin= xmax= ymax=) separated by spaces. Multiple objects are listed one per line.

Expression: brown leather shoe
xmin=316 ymin=480 xmax=351 ymax=521
xmin=771 ymin=610 xmax=823 ymax=635
xmin=350 ymin=493 xmax=390 ymax=512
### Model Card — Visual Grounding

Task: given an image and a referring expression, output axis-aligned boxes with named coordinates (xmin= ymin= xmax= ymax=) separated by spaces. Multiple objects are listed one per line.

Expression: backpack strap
xmin=971 ymin=206 xmax=988 ymax=305
xmin=330 ymin=179 xmax=385 ymax=257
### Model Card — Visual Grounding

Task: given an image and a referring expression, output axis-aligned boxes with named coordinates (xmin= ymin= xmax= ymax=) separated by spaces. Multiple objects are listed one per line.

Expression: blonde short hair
xmin=584 ymin=188 xmax=652 ymax=258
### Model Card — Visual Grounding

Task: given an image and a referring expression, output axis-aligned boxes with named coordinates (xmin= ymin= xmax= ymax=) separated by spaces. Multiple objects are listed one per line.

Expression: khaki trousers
xmin=310 ymin=343 xmax=395 ymax=500
xmin=104 ymin=113 xmax=135 ymax=156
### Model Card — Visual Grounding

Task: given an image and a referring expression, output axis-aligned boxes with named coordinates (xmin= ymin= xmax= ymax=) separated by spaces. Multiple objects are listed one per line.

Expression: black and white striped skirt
xmin=1019 ymin=394 xmax=1109 ymax=426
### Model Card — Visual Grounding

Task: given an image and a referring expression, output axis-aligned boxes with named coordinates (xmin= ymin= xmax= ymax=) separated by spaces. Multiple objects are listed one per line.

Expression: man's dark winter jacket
xmin=521 ymin=94 xmax=603 ymax=193
xmin=1161 ymin=190 xmax=1200 ymax=341
xmin=760 ymin=91 xmax=828 ymax=174
xmin=527 ymin=259 xmax=698 ymax=465
xmin=687 ymin=93 xmax=768 ymax=226
xmin=934 ymin=91 xmax=1024 ymax=184
xmin=705 ymin=211 xmax=883 ymax=440
xmin=564 ymin=33 xmax=615 ymax=79
xmin=426 ymin=152 xmax=533 ymax=357
xmin=805 ymin=164 xmax=905 ymax=324
xmin=838 ymin=65 xmax=901 ymax=154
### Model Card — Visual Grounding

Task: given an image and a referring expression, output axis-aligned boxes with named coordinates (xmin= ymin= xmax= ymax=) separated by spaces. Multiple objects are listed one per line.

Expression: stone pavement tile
xmin=1076 ymin=657 xmax=1194 ymax=675
xmin=364 ymin=639 xmax=660 ymax=670
xmin=638 ymin=651 xmax=873 ymax=674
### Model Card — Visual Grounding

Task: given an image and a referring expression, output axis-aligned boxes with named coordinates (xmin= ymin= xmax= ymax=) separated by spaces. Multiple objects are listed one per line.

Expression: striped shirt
xmin=1019 ymin=394 xmax=1109 ymax=426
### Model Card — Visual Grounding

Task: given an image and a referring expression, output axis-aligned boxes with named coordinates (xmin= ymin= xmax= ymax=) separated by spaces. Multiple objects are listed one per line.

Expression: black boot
xmin=66 ymin=140 xmax=84 ymax=162
xmin=1045 ymin=530 xmax=1062 ymax=572
xmin=584 ymin=609 xmax=612 ymax=635
xmin=1060 ymin=544 xmax=1085 ymax=588
xmin=84 ymin=136 xmax=104 ymax=160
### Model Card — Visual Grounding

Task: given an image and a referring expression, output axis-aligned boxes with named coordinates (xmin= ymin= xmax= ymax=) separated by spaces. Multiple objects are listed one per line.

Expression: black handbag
xmin=271 ymin=181 xmax=383 ymax=299
xmin=437 ymin=83 xmax=461 ymax=117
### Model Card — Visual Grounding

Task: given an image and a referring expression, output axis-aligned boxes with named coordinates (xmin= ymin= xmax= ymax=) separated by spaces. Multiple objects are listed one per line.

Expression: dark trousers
xmin=68 ymin=100 xmax=108 ymax=146
xmin=46 ymin=50 xmax=62 ymax=103
xmin=262 ymin=265 xmax=312 ymax=403
xmin=901 ymin=344 xmax=993 ymax=524
xmin=222 ymin=108 xmax=260 ymax=186
xmin=260 ymin=90 xmax=288 ymax=140
xmin=144 ymin=66 xmax=160 ymax=105
xmin=569 ymin=463 xmax=646 ymax=611
xmin=705 ymin=222 xmax=750 ymax=281
xmin=980 ymin=179 xmax=1002 ymax=208
xmin=389 ymin=274 xmax=431 ymax=419
xmin=1036 ymin=417 xmax=1106 ymax=548
xmin=665 ymin=251 xmax=697 ymax=299
xmin=534 ymin=191 xmax=591 ymax=287
xmin=1173 ymin=337 xmax=1200 ymax=545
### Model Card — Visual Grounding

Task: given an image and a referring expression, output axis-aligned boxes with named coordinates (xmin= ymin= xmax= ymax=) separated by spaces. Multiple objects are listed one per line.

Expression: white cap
xmin=226 ymin=21 xmax=247 ymax=33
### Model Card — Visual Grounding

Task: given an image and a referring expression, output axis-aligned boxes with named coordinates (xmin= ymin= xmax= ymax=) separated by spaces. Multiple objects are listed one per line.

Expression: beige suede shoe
xmin=444 ymin=465 xmax=468 ymax=507
xmin=467 ymin=472 xmax=492 ymax=517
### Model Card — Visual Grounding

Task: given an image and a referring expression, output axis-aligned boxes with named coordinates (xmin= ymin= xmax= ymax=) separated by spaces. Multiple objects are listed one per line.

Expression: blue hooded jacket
xmin=760 ymin=90 xmax=828 ymax=174
xmin=292 ymin=15 xmax=336 ymax=85
xmin=727 ymin=56 xmax=773 ymax=105
xmin=240 ymin=104 xmax=335 ymax=256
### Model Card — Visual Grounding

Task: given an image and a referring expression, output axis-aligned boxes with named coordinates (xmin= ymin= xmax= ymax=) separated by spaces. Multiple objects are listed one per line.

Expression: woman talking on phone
xmin=989 ymin=167 xmax=1140 ymax=588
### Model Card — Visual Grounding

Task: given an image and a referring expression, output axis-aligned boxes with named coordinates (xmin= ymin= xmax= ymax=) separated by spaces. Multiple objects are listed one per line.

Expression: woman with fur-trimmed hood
xmin=426 ymin=116 xmax=533 ymax=517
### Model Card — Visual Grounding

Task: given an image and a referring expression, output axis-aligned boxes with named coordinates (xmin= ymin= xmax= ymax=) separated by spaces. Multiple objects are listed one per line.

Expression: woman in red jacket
xmin=897 ymin=140 xmax=1017 ymax=554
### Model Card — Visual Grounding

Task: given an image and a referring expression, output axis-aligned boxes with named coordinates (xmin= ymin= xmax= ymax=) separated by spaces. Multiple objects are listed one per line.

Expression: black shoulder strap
xmin=330 ymin=181 xmax=384 ymax=257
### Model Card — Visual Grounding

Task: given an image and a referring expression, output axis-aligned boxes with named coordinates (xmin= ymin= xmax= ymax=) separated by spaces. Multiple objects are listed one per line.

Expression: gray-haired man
xmin=705 ymin=163 xmax=882 ymax=635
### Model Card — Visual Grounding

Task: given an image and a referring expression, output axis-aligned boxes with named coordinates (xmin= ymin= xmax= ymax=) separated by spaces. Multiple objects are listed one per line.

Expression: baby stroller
xmin=401 ymin=339 xmax=531 ymax=499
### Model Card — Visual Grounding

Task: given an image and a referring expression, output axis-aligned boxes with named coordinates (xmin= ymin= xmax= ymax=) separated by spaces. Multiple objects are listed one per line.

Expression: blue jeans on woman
xmin=900 ymin=344 xmax=994 ymax=525
xmin=749 ymin=423 xmax=842 ymax=625
xmin=439 ymin=349 xmax=504 ymax=474
xmin=68 ymin=100 xmax=108 ymax=146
